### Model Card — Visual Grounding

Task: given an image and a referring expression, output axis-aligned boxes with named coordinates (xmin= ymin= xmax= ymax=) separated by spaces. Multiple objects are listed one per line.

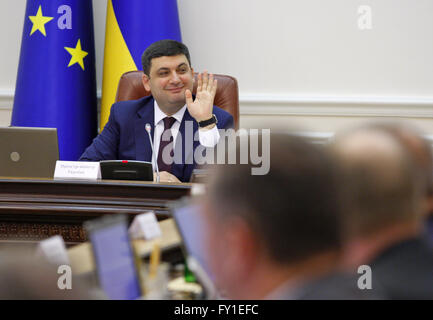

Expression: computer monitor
xmin=171 ymin=198 xmax=219 ymax=299
xmin=84 ymin=214 xmax=142 ymax=300
xmin=0 ymin=126 xmax=59 ymax=178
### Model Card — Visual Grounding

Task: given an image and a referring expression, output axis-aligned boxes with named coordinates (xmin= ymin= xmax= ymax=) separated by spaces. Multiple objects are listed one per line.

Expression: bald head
xmin=332 ymin=126 xmax=424 ymax=237
xmin=373 ymin=123 xmax=433 ymax=198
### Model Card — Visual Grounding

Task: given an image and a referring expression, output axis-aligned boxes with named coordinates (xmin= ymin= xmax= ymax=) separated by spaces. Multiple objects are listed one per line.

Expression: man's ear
xmin=142 ymin=73 xmax=151 ymax=92
xmin=191 ymin=67 xmax=195 ymax=83
xmin=225 ymin=218 xmax=257 ymax=277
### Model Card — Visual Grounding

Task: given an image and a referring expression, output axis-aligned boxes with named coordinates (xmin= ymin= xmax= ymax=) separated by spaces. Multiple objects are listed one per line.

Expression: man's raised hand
xmin=185 ymin=71 xmax=217 ymax=123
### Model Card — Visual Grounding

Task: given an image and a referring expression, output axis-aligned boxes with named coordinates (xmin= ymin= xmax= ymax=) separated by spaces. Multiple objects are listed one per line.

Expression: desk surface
xmin=0 ymin=178 xmax=192 ymax=244
xmin=0 ymin=176 xmax=192 ymax=188
xmin=68 ymin=218 xmax=181 ymax=275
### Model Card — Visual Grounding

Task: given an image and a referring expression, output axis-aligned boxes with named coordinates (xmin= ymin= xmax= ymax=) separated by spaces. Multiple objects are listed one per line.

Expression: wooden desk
xmin=68 ymin=219 xmax=202 ymax=298
xmin=0 ymin=178 xmax=192 ymax=244
xmin=68 ymin=218 xmax=181 ymax=275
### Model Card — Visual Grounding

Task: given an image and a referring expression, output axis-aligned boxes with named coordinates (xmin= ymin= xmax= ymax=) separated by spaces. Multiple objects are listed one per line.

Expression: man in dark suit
xmin=332 ymin=122 xmax=433 ymax=299
xmin=80 ymin=40 xmax=234 ymax=182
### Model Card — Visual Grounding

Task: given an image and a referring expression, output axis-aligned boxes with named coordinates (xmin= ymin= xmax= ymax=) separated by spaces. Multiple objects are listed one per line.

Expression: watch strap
xmin=198 ymin=114 xmax=217 ymax=128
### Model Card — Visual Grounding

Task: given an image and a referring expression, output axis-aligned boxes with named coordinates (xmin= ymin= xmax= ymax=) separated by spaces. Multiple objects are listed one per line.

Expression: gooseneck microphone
xmin=145 ymin=123 xmax=160 ymax=183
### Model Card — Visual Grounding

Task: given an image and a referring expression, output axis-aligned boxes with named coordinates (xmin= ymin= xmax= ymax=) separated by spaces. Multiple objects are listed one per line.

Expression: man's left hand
xmin=185 ymin=71 xmax=217 ymax=124
xmin=154 ymin=171 xmax=181 ymax=183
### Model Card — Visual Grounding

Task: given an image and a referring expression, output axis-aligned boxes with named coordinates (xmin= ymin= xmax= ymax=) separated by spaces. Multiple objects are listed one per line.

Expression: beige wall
xmin=0 ymin=0 xmax=432 ymax=138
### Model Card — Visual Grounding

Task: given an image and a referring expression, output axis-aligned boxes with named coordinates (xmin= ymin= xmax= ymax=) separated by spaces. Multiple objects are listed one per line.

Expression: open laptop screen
xmin=85 ymin=215 xmax=141 ymax=300
xmin=0 ymin=126 xmax=58 ymax=178
xmin=172 ymin=201 xmax=215 ymax=283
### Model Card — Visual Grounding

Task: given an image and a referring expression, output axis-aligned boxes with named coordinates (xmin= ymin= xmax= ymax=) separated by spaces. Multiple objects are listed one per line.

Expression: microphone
xmin=145 ymin=123 xmax=160 ymax=183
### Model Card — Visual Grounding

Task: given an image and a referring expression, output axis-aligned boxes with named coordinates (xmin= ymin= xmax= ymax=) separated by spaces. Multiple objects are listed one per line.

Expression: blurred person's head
xmin=331 ymin=123 xmax=426 ymax=246
xmin=368 ymin=122 xmax=433 ymax=216
xmin=201 ymin=134 xmax=342 ymax=299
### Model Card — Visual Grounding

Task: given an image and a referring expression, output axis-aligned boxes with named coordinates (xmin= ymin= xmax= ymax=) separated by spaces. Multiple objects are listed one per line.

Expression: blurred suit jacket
xmin=271 ymin=272 xmax=386 ymax=300
xmin=369 ymin=236 xmax=433 ymax=300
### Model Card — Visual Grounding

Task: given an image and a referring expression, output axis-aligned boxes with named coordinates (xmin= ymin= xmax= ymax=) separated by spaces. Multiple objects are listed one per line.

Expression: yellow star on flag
xmin=29 ymin=5 xmax=53 ymax=37
xmin=64 ymin=39 xmax=88 ymax=71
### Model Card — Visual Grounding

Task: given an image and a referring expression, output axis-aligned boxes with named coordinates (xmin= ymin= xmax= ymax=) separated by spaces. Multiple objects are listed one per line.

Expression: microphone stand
xmin=145 ymin=123 xmax=160 ymax=183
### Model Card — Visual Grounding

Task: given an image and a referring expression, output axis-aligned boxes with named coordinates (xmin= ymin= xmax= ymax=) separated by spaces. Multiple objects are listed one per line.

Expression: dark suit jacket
xmin=369 ymin=236 xmax=433 ymax=300
xmin=79 ymin=96 xmax=234 ymax=182
xmin=295 ymin=272 xmax=386 ymax=300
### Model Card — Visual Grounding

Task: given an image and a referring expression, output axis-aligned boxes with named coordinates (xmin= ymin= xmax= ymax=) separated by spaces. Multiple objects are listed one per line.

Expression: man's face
xmin=142 ymin=54 xmax=194 ymax=113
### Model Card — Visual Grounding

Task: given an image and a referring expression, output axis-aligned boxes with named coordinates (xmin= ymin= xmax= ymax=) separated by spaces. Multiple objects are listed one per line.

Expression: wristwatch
xmin=198 ymin=114 xmax=218 ymax=128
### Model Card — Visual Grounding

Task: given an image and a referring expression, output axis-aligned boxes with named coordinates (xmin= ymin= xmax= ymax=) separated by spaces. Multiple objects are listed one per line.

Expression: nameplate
xmin=36 ymin=235 xmax=69 ymax=265
xmin=129 ymin=212 xmax=162 ymax=240
xmin=54 ymin=161 xmax=101 ymax=180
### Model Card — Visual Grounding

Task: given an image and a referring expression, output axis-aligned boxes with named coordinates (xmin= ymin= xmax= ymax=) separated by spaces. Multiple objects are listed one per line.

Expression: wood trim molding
xmin=2 ymin=89 xmax=433 ymax=118
xmin=240 ymin=93 xmax=433 ymax=118
xmin=295 ymin=131 xmax=433 ymax=147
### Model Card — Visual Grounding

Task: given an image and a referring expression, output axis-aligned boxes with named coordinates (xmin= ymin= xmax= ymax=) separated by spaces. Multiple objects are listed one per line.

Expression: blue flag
xmin=12 ymin=0 xmax=97 ymax=160
xmin=100 ymin=0 xmax=182 ymax=129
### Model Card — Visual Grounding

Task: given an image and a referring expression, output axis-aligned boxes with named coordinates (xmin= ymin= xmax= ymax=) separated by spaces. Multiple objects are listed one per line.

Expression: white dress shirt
xmin=152 ymin=101 xmax=220 ymax=170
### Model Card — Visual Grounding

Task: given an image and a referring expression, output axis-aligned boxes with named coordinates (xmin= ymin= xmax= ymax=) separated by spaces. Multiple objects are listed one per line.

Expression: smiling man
xmin=79 ymin=40 xmax=234 ymax=182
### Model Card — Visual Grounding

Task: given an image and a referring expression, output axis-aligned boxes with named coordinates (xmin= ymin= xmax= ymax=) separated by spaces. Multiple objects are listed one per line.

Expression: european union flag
xmin=100 ymin=0 xmax=181 ymax=129
xmin=12 ymin=0 xmax=97 ymax=161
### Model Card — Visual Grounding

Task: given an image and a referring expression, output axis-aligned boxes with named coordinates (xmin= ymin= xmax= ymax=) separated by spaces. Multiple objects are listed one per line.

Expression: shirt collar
xmin=154 ymin=100 xmax=186 ymax=125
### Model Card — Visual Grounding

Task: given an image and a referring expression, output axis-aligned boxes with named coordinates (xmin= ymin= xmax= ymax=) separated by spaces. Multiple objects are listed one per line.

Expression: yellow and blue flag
xmin=100 ymin=0 xmax=181 ymax=130
xmin=12 ymin=0 xmax=97 ymax=160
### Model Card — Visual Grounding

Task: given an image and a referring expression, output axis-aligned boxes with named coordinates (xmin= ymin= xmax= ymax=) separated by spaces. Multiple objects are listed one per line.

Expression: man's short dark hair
xmin=207 ymin=134 xmax=342 ymax=265
xmin=141 ymin=39 xmax=191 ymax=76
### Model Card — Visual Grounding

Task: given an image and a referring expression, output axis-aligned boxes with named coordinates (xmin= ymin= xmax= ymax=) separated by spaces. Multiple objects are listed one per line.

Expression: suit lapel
xmin=172 ymin=108 xmax=198 ymax=179
xmin=135 ymin=97 xmax=155 ymax=161
xmin=181 ymin=108 xmax=200 ymax=162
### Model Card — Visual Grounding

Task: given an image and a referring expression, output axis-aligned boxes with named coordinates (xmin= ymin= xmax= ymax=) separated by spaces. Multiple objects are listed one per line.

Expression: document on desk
xmin=129 ymin=212 xmax=162 ymax=240
xmin=37 ymin=235 xmax=69 ymax=266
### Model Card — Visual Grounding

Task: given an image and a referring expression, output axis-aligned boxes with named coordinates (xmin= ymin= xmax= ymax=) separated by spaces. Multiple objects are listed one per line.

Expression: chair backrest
xmin=115 ymin=71 xmax=239 ymax=129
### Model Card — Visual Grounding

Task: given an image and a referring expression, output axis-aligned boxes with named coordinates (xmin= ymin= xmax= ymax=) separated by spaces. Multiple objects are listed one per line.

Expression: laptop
xmin=0 ymin=126 xmax=59 ymax=178
xmin=171 ymin=198 xmax=221 ymax=299
xmin=84 ymin=214 xmax=142 ymax=300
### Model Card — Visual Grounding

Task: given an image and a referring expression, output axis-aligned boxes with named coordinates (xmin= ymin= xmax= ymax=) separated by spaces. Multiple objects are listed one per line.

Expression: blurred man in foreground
xmin=200 ymin=134 xmax=380 ymax=299
xmin=332 ymin=123 xmax=433 ymax=299
xmin=374 ymin=123 xmax=433 ymax=234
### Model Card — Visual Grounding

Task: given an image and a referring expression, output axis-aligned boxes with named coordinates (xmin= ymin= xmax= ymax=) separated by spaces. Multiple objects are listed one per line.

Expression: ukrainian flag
xmin=12 ymin=0 xmax=97 ymax=161
xmin=100 ymin=0 xmax=182 ymax=130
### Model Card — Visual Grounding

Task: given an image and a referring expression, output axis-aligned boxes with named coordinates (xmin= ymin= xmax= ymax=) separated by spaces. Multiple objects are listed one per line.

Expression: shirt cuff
xmin=198 ymin=125 xmax=220 ymax=147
